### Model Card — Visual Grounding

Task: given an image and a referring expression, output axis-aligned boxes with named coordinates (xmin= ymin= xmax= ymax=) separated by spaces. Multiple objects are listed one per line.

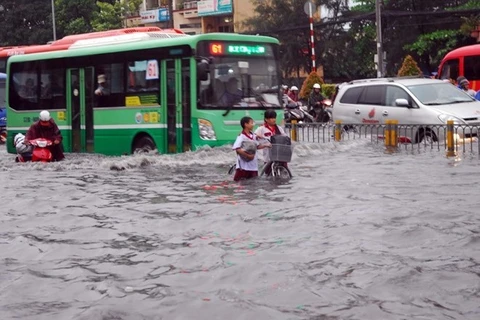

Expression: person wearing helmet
xmin=14 ymin=133 xmax=33 ymax=162
xmin=288 ymin=86 xmax=299 ymax=102
xmin=308 ymin=83 xmax=326 ymax=109
xmin=25 ymin=110 xmax=65 ymax=161
xmin=308 ymin=83 xmax=327 ymax=121
xmin=281 ymin=85 xmax=295 ymax=106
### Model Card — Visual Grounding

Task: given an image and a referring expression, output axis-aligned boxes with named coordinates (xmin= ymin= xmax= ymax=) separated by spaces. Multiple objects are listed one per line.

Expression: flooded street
xmin=0 ymin=141 xmax=479 ymax=320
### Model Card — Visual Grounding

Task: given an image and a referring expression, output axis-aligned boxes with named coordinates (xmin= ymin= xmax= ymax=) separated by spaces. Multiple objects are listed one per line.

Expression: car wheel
xmin=133 ymin=136 xmax=156 ymax=154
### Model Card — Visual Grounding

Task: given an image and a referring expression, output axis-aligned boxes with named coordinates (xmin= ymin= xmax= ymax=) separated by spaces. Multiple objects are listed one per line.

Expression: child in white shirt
xmin=255 ymin=109 xmax=286 ymax=162
xmin=232 ymin=116 xmax=270 ymax=181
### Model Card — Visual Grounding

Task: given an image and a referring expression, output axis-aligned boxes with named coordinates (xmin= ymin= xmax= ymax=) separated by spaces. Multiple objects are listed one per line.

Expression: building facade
xmin=125 ymin=0 xmax=255 ymax=34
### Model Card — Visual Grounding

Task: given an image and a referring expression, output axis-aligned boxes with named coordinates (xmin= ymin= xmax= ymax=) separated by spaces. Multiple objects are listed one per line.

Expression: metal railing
xmin=284 ymin=121 xmax=480 ymax=155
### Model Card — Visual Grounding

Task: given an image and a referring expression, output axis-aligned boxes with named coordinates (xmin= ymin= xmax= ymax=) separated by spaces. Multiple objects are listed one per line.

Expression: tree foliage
xmin=404 ymin=30 xmax=462 ymax=68
xmin=397 ymin=55 xmax=422 ymax=77
xmin=0 ymin=0 xmax=53 ymax=45
xmin=0 ymin=0 xmax=143 ymax=45
xmin=246 ymin=0 xmax=480 ymax=81
xmin=244 ymin=0 xmax=324 ymax=79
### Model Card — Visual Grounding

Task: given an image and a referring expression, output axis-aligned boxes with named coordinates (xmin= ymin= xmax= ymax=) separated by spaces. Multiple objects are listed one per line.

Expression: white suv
xmin=332 ymin=78 xmax=480 ymax=142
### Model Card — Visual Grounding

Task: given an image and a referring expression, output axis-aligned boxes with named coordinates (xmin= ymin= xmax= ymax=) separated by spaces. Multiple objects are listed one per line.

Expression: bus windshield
xmin=198 ymin=42 xmax=281 ymax=109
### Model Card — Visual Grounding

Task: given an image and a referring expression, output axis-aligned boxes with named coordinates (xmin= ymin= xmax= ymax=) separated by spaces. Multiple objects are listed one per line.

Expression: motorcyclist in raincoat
xmin=25 ymin=110 xmax=65 ymax=161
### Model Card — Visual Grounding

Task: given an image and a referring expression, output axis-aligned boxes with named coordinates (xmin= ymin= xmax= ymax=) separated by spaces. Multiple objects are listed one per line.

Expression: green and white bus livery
xmin=6 ymin=31 xmax=282 ymax=156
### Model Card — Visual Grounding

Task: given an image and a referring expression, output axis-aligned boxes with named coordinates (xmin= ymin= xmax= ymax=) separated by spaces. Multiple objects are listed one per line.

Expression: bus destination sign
xmin=209 ymin=43 xmax=267 ymax=56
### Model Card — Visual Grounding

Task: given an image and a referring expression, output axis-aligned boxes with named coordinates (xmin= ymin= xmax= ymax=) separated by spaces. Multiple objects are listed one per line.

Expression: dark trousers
xmin=49 ymin=144 xmax=65 ymax=161
xmin=233 ymin=169 xmax=258 ymax=181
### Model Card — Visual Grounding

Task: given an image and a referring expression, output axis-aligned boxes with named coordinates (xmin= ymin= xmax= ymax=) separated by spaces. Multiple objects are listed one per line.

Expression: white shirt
xmin=232 ymin=132 xmax=259 ymax=171
xmin=255 ymin=124 xmax=286 ymax=162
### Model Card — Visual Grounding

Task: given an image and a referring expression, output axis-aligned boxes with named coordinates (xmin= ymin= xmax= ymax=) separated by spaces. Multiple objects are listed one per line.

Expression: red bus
xmin=438 ymin=44 xmax=480 ymax=91
xmin=0 ymin=27 xmax=167 ymax=74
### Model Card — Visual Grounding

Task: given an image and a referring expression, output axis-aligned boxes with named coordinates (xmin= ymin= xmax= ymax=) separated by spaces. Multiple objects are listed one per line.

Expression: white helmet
xmin=14 ymin=133 xmax=32 ymax=154
xmin=291 ymin=86 xmax=298 ymax=91
xmin=282 ymin=84 xmax=288 ymax=90
xmin=14 ymin=133 xmax=25 ymax=147
xmin=313 ymin=83 xmax=321 ymax=89
xmin=39 ymin=110 xmax=51 ymax=121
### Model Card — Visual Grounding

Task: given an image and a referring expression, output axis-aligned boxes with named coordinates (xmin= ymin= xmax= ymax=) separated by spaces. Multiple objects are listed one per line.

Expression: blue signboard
xmin=198 ymin=0 xmax=233 ymax=17
xmin=140 ymin=8 xmax=170 ymax=23
xmin=158 ymin=8 xmax=170 ymax=22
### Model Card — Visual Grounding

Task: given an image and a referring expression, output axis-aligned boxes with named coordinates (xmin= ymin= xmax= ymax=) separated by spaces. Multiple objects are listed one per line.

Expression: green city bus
xmin=6 ymin=31 xmax=282 ymax=156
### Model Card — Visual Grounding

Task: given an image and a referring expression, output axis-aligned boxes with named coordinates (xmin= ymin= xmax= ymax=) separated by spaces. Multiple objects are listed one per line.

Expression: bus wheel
xmin=133 ymin=136 xmax=156 ymax=154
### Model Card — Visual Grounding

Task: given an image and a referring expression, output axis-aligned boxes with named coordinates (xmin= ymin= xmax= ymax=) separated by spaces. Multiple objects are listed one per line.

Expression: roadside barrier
xmin=284 ymin=120 xmax=480 ymax=156
xmin=290 ymin=119 xmax=298 ymax=142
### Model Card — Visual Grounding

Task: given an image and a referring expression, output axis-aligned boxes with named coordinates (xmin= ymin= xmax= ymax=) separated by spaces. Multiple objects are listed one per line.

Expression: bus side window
xmin=10 ymin=71 xmax=39 ymax=110
xmin=440 ymin=59 xmax=459 ymax=80
xmin=41 ymin=69 xmax=64 ymax=99
xmin=95 ymin=63 xmax=124 ymax=107
xmin=127 ymin=60 xmax=160 ymax=93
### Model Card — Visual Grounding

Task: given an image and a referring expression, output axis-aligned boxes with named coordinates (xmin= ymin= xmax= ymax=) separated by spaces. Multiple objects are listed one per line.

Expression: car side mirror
xmin=197 ymin=60 xmax=209 ymax=81
xmin=395 ymin=98 xmax=411 ymax=107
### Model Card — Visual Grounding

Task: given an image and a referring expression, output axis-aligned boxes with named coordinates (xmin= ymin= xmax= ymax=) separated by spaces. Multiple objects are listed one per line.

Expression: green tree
xmin=0 ymin=0 xmax=53 ymax=45
xmin=397 ymin=55 xmax=422 ymax=77
xmin=404 ymin=30 xmax=462 ymax=68
xmin=93 ymin=0 xmax=144 ymax=31
xmin=55 ymin=0 xmax=98 ymax=37
xmin=56 ymin=0 xmax=143 ymax=37
xmin=379 ymin=0 xmax=477 ymax=74
xmin=244 ymin=0 xmax=323 ymax=79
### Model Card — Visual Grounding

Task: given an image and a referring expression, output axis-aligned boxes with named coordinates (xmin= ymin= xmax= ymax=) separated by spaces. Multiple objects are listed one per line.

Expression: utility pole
xmin=304 ymin=1 xmax=316 ymax=73
xmin=168 ymin=0 xmax=174 ymax=29
xmin=375 ymin=0 xmax=383 ymax=78
xmin=51 ymin=0 xmax=57 ymax=41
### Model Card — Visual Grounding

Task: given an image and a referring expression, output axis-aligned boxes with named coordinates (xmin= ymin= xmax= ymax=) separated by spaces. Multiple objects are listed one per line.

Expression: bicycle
xmin=228 ymin=135 xmax=293 ymax=180
xmin=261 ymin=159 xmax=292 ymax=179
xmin=260 ymin=135 xmax=293 ymax=180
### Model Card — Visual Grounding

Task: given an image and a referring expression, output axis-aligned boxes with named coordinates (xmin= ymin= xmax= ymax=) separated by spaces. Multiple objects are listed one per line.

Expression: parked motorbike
xmin=284 ymin=101 xmax=315 ymax=123
xmin=16 ymin=138 xmax=53 ymax=162
xmin=309 ymin=99 xmax=333 ymax=123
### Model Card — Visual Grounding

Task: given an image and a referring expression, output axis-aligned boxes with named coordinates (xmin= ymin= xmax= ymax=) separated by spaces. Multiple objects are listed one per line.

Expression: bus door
xmin=67 ymin=67 xmax=95 ymax=153
xmin=164 ymin=59 xmax=192 ymax=153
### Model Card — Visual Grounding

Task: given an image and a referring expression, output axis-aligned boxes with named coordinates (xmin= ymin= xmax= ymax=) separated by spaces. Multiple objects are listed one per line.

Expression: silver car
xmin=332 ymin=78 xmax=480 ymax=143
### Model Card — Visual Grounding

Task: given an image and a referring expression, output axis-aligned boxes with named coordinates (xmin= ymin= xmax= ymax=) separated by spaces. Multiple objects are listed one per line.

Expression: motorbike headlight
xmin=198 ymin=119 xmax=217 ymax=140
xmin=438 ymin=114 xmax=466 ymax=125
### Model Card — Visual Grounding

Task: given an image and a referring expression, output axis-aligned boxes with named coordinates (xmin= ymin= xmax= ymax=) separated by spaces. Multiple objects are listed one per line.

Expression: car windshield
xmin=198 ymin=56 xmax=281 ymax=109
xmin=407 ymin=82 xmax=475 ymax=105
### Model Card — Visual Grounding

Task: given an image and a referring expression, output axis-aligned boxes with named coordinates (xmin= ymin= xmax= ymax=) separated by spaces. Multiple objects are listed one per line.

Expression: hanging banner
xmin=140 ymin=8 xmax=170 ymax=23
xmin=198 ymin=0 xmax=232 ymax=17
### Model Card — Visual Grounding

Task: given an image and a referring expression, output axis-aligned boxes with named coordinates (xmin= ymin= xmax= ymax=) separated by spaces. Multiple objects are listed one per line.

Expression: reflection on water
xmin=0 ymin=142 xmax=479 ymax=320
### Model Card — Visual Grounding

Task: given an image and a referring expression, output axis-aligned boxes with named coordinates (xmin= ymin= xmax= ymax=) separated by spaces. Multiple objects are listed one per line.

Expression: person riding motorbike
xmin=25 ymin=110 xmax=65 ymax=161
xmin=281 ymin=85 xmax=295 ymax=106
xmin=308 ymin=83 xmax=327 ymax=122
xmin=288 ymin=86 xmax=299 ymax=102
